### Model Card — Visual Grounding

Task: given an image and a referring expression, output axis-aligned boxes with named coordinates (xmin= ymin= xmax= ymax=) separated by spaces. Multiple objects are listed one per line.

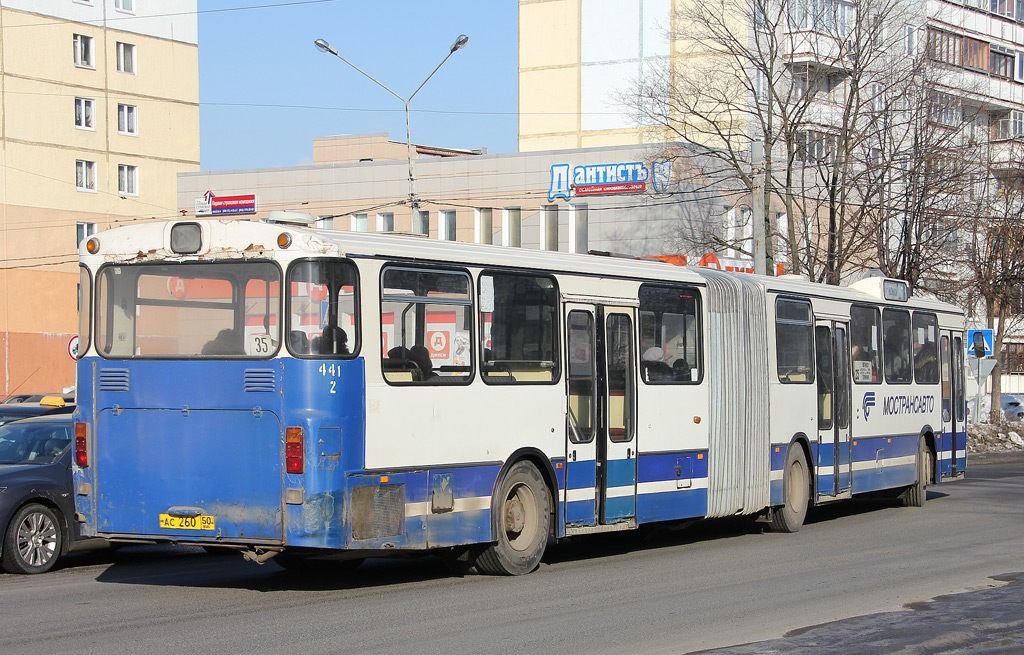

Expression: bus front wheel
xmin=476 ymin=460 xmax=550 ymax=575
xmin=769 ymin=445 xmax=809 ymax=533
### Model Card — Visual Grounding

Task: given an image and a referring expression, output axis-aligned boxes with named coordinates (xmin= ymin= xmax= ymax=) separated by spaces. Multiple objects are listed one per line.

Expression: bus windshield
xmin=95 ymin=261 xmax=282 ymax=359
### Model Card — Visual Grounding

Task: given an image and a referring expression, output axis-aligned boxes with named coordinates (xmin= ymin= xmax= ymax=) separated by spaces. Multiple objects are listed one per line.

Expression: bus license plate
xmin=159 ymin=514 xmax=216 ymax=531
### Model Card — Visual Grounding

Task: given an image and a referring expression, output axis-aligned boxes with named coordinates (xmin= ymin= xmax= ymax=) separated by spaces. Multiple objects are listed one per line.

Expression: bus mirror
xmin=972 ymin=332 xmax=986 ymax=358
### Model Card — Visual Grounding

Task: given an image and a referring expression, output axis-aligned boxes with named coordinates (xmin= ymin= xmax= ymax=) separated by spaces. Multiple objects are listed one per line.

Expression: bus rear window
xmin=95 ymin=261 xmax=281 ymax=358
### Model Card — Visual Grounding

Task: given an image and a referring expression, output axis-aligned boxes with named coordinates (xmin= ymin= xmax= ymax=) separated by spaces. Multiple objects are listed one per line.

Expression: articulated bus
xmin=72 ymin=218 xmax=966 ymax=575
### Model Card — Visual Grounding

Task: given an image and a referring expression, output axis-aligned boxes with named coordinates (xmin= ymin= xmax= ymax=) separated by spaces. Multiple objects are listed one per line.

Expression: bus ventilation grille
xmin=242 ymin=369 xmax=276 ymax=393
xmin=98 ymin=369 xmax=130 ymax=392
xmin=351 ymin=484 xmax=406 ymax=541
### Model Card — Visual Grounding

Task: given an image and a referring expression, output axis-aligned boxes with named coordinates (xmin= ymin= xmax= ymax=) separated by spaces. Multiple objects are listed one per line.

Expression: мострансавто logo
xmin=862 ymin=392 xmax=936 ymax=419
xmin=863 ymin=392 xmax=876 ymax=418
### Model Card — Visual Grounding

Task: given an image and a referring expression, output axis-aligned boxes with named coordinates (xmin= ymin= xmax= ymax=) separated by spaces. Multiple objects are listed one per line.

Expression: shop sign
xmin=195 ymin=190 xmax=257 ymax=216
xmin=548 ymin=160 xmax=672 ymax=201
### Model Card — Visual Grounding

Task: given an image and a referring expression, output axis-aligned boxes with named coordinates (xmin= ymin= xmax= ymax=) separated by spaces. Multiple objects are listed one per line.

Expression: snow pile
xmin=967 ymin=423 xmax=1024 ymax=453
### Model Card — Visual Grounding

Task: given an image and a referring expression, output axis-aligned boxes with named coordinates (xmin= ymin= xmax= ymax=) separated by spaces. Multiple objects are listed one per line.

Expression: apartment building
xmin=519 ymin=0 xmax=1023 ymax=154
xmin=0 ymin=0 xmax=199 ymax=396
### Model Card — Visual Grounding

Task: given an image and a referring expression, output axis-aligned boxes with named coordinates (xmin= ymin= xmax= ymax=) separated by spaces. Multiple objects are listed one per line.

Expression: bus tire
xmin=898 ymin=438 xmax=930 ymax=508
xmin=769 ymin=445 xmax=809 ymax=533
xmin=476 ymin=460 xmax=550 ymax=576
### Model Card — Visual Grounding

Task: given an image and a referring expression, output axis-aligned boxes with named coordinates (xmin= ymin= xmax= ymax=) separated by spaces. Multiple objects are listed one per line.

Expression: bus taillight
xmin=285 ymin=427 xmax=304 ymax=474
xmin=75 ymin=422 xmax=89 ymax=468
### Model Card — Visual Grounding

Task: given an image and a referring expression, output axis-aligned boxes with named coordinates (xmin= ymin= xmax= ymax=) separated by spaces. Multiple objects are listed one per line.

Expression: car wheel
xmin=2 ymin=504 xmax=64 ymax=574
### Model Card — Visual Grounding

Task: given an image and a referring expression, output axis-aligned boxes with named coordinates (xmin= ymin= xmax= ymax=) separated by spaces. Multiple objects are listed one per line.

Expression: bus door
xmin=940 ymin=332 xmax=966 ymax=475
xmin=564 ymin=303 xmax=637 ymax=529
xmin=815 ymin=321 xmax=852 ymax=500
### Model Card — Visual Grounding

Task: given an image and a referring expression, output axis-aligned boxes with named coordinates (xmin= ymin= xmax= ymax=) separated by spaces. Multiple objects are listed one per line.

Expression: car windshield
xmin=0 ymin=421 xmax=73 ymax=465
xmin=0 ymin=407 xmax=50 ymax=426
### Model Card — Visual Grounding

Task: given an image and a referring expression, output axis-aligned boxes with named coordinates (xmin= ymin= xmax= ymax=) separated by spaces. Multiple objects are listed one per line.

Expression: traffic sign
xmin=68 ymin=335 xmax=80 ymax=360
xmin=967 ymin=329 xmax=993 ymax=357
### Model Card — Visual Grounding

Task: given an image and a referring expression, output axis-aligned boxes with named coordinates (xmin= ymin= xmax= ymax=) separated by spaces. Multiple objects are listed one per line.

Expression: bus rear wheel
xmin=898 ymin=438 xmax=931 ymax=508
xmin=769 ymin=445 xmax=809 ymax=533
xmin=476 ymin=460 xmax=550 ymax=576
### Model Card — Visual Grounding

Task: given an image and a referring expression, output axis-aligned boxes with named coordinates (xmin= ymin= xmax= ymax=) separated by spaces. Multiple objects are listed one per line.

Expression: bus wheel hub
xmin=504 ymin=498 xmax=525 ymax=534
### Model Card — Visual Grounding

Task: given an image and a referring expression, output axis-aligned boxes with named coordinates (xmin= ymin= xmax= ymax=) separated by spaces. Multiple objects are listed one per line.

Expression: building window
xmin=1004 ymin=342 xmax=1024 ymax=373
xmin=376 ymin=212 xmax=394 ymax=232
xmin=76 ymin=160 xmax=97 ymax=192
xmin=115 ymin=0 xmax=135 ymax=13
xmin=963 ymin=37 xmax=989 ymax=70
xmin=350 ymin=213 xmax=368 ymax=232
xmin=906 ymin=26 xmax=916 ymax=56
xmin=116 ymin=42 xmax=136 ymax=74
xmin=990 ymin=46 xmax=1013 ymax=79
xmin=927 ymin=90 xmax=962 ymax=127
xmin=117 ymin=104 xmax=138 ymax=135
xmin=73 ymin=34 xmax=94 ymax=68
xmin=992 ymin=110 xmax=1024 ymax=140
xmin=991 ymin=0 xmax=1014 ymax=17
xmin=439 ymin=210 xmax=457 ymax=241
xmin=75 ymin=97 xmax=95 ymax=130
xmin=795 ymin=130 xmax=837 ymax=163
xmin=927 ymin=28 xmax=962 ymax=66
xmin=118 ymin=164 xmax=138 ymax=196
xmin=77 ymin=222 xmax=97 ymax=246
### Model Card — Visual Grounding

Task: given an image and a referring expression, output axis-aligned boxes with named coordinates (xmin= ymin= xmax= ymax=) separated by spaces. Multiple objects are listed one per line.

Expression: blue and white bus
xmin=72 ymin=218 xmax=966 ymax=574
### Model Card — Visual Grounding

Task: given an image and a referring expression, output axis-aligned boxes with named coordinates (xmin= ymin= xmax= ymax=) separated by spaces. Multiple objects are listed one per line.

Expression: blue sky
xmin=198 ymin=0 xmax=518 ymax=171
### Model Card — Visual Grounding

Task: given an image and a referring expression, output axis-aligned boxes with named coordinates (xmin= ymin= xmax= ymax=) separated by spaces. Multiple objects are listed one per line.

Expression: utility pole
xmin=751 ymin=139 xmax=768 ymax=275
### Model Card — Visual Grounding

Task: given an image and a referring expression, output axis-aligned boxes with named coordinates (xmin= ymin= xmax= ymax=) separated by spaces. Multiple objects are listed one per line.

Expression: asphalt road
xmin=1 ymin=454 xmax=1021 ymax=655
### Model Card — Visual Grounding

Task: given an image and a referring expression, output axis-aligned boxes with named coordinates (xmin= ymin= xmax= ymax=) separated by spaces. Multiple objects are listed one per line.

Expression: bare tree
xmin=958 ymin=147 xmax=1024 ymax=422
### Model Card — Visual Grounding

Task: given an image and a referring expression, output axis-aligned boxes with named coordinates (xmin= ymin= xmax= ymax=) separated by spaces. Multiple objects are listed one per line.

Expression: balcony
xmin=782 ymin=31 xmax=854 ymax=72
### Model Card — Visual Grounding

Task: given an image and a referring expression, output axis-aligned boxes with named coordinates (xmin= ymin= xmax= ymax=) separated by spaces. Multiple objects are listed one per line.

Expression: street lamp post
xmin=314 ymin=35 xmax=469 ymax=230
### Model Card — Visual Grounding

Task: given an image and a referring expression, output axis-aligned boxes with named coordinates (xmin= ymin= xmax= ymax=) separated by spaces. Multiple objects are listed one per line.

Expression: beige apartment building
xmin=0 ymin=0 xmax=199 ymax=397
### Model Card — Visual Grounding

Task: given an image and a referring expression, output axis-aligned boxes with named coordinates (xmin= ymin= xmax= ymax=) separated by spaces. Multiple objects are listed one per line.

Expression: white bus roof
xmin=80 ymin=219 xmax=962 ymax=316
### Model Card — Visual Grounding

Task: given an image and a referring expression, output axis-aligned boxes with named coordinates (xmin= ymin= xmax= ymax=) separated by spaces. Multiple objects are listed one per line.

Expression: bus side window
xmin=638 ymin=285 xmax=701 ymax=384
xmin=882 ymin=308 xmax=912 ymax=384
xmin=913 ymin=312 xmax=939 ymax=384
xmin=479 ymin=273 xmax=559 ymax=384
xmin=286 ymin=259 xmax=359 ymax=359
xmin=850 ymin=305 xmax=881 ymax=384
xmin=776 ymin=298 xmax=814 ymax=384
xmin=381 ymin=266 xmax=473 ymax=385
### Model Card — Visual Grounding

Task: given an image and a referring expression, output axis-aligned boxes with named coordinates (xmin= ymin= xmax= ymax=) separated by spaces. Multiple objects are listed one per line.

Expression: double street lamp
xmin=314 ymin=34 xmax=469 ymax=224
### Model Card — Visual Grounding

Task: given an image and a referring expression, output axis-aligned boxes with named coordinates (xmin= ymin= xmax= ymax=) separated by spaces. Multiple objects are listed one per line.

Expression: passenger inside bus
xmin=201 ymin=329 xmax=242 ymax=356
xmin=409 ymin=345 xmax=437 ymax=380
xmin=289 ymin=330 xmax=310 ymax=354
xmin=320 ymin=326 xmax=349 ymax=355
xmin=641 ymin=347 xmax=672 ymax=382
xmin=671 ymin=358 xmax=691 ymax=381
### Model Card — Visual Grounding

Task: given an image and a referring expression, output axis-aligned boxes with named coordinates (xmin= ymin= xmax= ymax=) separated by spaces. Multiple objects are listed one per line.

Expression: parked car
xmin=2 ymin=393 xmax=75 ymax=405
xmin=0 ymin=415 xmax=85 ymax=573
xmin=0 ymin=397 xmax=73 ymax=427
xmin=1003 ymin=394 xmax=1024 ymax=422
